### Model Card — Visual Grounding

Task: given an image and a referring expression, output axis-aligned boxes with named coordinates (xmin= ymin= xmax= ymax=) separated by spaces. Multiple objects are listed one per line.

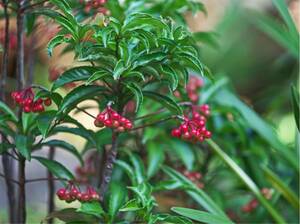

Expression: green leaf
xmin=113 ymin=60 xmax=126 ymax=80
xmin=77 ymin=201 xmax=104 ymax=218
xmin=108 ymin=183 xmax=127 ymax=220
xmin=44 ymin=208 xmax=99 ymax=223
xmin=213 ymin=89 xmax=298 ymax=170
xmin=42 ymin=140 xmax=83 ymax=165
xmin=147 ymin=142 xmax=164 ymax=178
xmin=15 ymin=135 xmax=32 ymax=160
xmin=120 ymin=199 xmax=142 ymax=212
xmin=37 ymin=111 xmax=56 ymax=138
xmin=162 ymin=65 xmax=179 ymax=91
xmin=33 ymin=156 xmax=74 ymax=181
xmin=127 ymin=152 xmax=146 ymax=184
xmin=262 ymin=166 xmax=300 ymax=210
xmin=206 ymin=139 xmax=286 ymax=224
xmin=57 ymin=85 xmax=106 ymax=114
xmin=143 ymin=91 xmax=182 ymax=115
xmin=291 ymin=85 xmax=299 ymax=131
xmin=126 ymin=83 xmax=143 ymax=112
xmin=171 ymin=207 xmax=233 ymax=224
xmin=170 ymin=140 xmax=194 ymax=170
xmin=0 ymin=101 xmax=17 ymax=122
xmin=85 ymin=70 xmax=112 ymax=85
xmin=52 ymin=66 xmax=98 ymax=91
xmin=47 ymin=34 xmax=65 ymax=56
xmin=133 ymin=52 xmax=166 ymax=68
xmin=162 ymin=166 xmax=230 ymax=220
xmin=0 ymin=143 xmax=14 ymax=154
xmin=115 ymin=160 xmax=137 ymax=185
xmin=22 ymin=112 xmax=37 ymax=134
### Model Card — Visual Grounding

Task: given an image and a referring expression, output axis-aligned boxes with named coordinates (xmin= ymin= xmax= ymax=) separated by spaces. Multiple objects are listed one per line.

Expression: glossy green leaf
xmin=171 ymin=207 xmax=233 ymax=224
xmin=77 ymin=201 xmax=104 ymax=218
xmin=15 ymin=135 xmax=32 ymax=160
xmin=119 ymin=199 xmax=142 ymax=212
xmin=126 ymin=83 xmax=143 ymax=112
xmin=52 ymin=66 xmax=98 ymax=91
xmin=37 ymin=111 xmax=56 ymax=138
xmin=85 ymin=70 xmax=112 ymax=85
xmin=115 ymin=160 xmax=137 ymax=185
xmin=170 ymin=140 xmax=194 ymax=170
xmin=143 ymin=91 xmax=182 ymax=115
xmin=127 ymin=152 xmax=146 ymax=184
xmin=44 ymin=208 xmax=99 ymax=223
xmin=33 ymin=156 xmax=74 ymax=181
xmin=42 ymin=140 xmax=83 ymax=165
xmin=57 ymin=85 xmax=106 ymax=114
xmin=206 ymin=139 xmax=286 ymax=224
xmin=108 ymin=183 xmax=127 ymax=220
xmin=47 ymin=35 xmax=65 ymax=56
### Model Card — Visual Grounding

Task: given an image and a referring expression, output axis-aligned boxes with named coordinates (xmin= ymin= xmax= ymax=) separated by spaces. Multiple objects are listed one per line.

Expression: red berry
xmin=204 ymin=130 xmax=211 ymax=138
xmin=97 ymin=114 xmax=105 ymax=121
xmin=171 ymin=129 xmax=181 ymax=138
xmin=44 ymin=98 xmax=52 ymax=106
xmin=111 ymin=112 xmax=120 ymax=120
xmin=124 ymin=122 xmax=132 ymax=129
xmin=117 ymin=126 xmax=125 ymax=132
xmin=56 ymin=188 xmax=66 ymax=199
xmin=76 ymin=192 xmax=83 ymax=201
xmin=23 ymin=105 xmax=31 ymax=113
xmin=70 ymin=187 xmax=79 ymax=198
xmin=15 ymin=93 xmax=22 ymax=103
xmin=112 ymin=120 xmax=119 ymax=128
xmin=94 ymin=119 xmax=104 ymax=128
xmin=180 ymin=124 xmax=188 ymax=132
xmin=119 ymin=117 xmax=127 ymax=123
xmin=36 ymin=104 xmax=44 ymax=112
xmin=81 ymin=193 xmax=91 ymax=202
xmin=104 ymin=119 xmax=112 ymax=127
xmin=24 ymin=98 xmax=33 ymax=106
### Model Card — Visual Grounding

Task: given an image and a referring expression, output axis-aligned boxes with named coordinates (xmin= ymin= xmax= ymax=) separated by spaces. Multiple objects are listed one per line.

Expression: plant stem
xmin=47 ymin=146 xmax=55 ymax=224
xmin=130 ymin=116 xmax=176 ymax=131
xmin=99 ymin=131 xmax=119 ymax=202
xmin=16 ymin=1 xmax=27 ymax=223
xmin=18 ymin=157 xmax=26 ymax=223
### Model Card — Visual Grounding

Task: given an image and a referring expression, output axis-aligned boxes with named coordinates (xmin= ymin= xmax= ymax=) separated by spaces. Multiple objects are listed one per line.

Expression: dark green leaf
xmin=108 ymin=183 xmax=127 ymax=220
xmin=47 ymin=35 xmax=65 ymax=56
xmin=126 ymin=83 xmax=143 ymax=112
xmin=77 ymin=202 xmax=104 ymax=218
xmin=291 ymin=85 xmax=299 ymax=131
xmin=147 ymin=142 xmax=164 ymax=178
xmin=0 ymin=101 xmax=17 ymax=122
xmin=15 ymin=135 xmax=32 ymax=160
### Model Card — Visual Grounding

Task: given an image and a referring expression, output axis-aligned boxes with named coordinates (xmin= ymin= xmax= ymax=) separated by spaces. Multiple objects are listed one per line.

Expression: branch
xmin=130 ymin=116 xmax=177 ymax=131
xmin=26 ymin=177 xmax=69 ymax=183
xmin=75 ymin=106 xmax=97 ymax=119
xmin=0 ymin=173 xmax=20 ymax=185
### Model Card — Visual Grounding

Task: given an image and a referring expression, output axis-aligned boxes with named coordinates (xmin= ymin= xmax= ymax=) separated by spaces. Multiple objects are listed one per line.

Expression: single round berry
xmin=56 ymin=188 xmax=66 ymax=199
xmin=94 ymin=119 xmax=104 ymax=128
xmin=112 ymin=120 xmax=119 ymax=128
xmin=124 ymin=122 xmax=132 ymax=129
xmin=23 ymin=105 xmax=31 ymax=113
xmin=44 ymin=98 xmax=52 ymax=106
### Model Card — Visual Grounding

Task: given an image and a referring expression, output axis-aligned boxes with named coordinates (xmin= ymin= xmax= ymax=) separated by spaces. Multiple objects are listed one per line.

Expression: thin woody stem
xmin=47 ymin=146 xmax=55 ymax=224
xmin=130 ymin=115 xmax=178 ymax=131
xmin=26 ymin=177 xmax=69 ymax=183
xmin=0 ymin=173 xmax=20 ymax=185
xmin=75 ymin=106 xmax=97 ymax=119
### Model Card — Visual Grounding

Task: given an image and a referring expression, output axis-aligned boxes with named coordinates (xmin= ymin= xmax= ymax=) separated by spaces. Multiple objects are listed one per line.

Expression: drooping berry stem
xmin=99 ymin=130 xmax=119 ymax=202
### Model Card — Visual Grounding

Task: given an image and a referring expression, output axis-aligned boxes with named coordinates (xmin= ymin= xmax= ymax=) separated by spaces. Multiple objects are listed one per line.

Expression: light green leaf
xmin=0 ymin=101 xmax=17 ymax=122
xmin=147 ymin=142 xmax=164 ymax=178
xmin=108 ymin=183 xmax=127 ymax=220
xmin=171 ymin=207 xmax=233 ymax=224
xmin=77 ymin=201 xmax=104 ymax=218
xmin=15 ymin=135 xmax=31 ymax=160
xmin=85 ymin=70 xmax=112 ymax=85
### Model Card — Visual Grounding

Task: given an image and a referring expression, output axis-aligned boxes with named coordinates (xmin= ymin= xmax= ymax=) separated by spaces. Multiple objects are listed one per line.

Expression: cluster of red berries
xmin=75 ymin=153 xmax=96 ymax=184
xmin=94 ymin=106 xmax=133 ymax=132
xmin=56 ymin=182 xmax=99 ymax=203
xmin=174 ymin=75 xmax=204 ymax=103
xmin=171 ymin=107 xmax=212 ymax=143
xmin=183 ymin=170 xmax=204 ymax=189
xmin=79 ymin=0 xmax=108 ymax=15
xmin=241 ymin=188 xmax=272 ymax=213
xmin=11 ymin=88 xmax=51 ymax=113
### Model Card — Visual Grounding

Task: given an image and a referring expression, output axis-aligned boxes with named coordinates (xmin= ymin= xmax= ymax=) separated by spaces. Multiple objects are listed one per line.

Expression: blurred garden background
xmin=0 ymin=0 xmax=299 ymax=223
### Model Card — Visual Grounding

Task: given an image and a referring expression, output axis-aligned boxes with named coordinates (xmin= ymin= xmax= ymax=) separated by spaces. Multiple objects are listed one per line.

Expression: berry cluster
xmin=94 ymin=106 xmax=133 ymax=132
xmin=241 ymin=188 xmax=273 ymax=213
xmin=174 ymin=75 xmax=204 ymax=102
xmin=56 ymin=182 xmax=99 ymax=203
xmin=11 ymin=88 xmax=51 ymax=113
xmin=75 ymin=153 xmax=97 ymax=184
xmin=183 ymin=170 xmax=204 ymax=189
xmin=79 ymin=0 xmax=108 ymax=15
xmin=171 ymin=108 xmax=212 ymax=143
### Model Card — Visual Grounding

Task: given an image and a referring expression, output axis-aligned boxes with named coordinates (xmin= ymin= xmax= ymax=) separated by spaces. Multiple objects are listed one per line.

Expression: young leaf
xmin=171 ymin=207 xmax=233 ymax=224
xmin=47 ymin=35 xmax=65 ymax=56
xmin=85 ymin=70 xmax=112 ymax=85
xmin=120 ymin=199 xmax=142 ymax=212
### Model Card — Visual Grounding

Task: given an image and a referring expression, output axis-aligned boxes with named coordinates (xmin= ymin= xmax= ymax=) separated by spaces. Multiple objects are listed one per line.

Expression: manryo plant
xmin=0 ymin=0 xmax=298 ymax=223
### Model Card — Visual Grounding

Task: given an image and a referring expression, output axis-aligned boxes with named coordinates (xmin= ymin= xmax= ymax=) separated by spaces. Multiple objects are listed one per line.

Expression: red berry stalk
xmin=94 ymin=106 xmax=133 ymax=132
